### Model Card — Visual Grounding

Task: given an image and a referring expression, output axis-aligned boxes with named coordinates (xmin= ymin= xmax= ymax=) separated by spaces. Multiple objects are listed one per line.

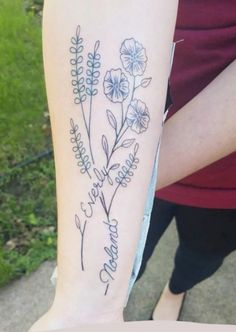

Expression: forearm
xmin=43 ymin=0 xmax=178 ymax=321
xmin=157 ymin=59 xmax=236 ymax=190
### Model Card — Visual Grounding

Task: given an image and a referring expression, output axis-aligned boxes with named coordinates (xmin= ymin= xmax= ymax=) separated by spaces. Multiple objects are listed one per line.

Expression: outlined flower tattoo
xmin=126 ymin=99 xmax=150 ymax=134
xmin=102 ymin=38 xmax=151 ymax=167
xmin=120 ymin=38 xmax=148 ymax=77
xmin=103 ymin=69 xmax=130 ymax=103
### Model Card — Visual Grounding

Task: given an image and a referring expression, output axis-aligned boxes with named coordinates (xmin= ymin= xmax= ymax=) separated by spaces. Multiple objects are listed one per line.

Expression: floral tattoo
xmin=69 ymin=26 xmax=152 ymax=295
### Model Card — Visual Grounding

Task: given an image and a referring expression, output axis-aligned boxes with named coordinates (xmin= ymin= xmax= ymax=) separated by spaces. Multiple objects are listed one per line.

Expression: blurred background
xmin=0 ymin=1 xmax=236 ymax=332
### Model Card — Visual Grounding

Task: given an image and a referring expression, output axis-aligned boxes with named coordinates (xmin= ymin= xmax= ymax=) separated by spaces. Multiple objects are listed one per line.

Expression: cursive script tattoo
xmin=99 ymin=144 xmax=139 ymax=294
xmin=80 ymin=165 xmax=120 ymax=219
xmin=99 ymin=218 xmax=119 ymax=295
xmin=69 ymin=25 xmax=152 ymax=294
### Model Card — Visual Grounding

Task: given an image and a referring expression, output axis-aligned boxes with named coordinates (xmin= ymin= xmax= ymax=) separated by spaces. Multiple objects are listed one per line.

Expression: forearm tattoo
xmin=69 ymin=25 xmax=153 ymax=295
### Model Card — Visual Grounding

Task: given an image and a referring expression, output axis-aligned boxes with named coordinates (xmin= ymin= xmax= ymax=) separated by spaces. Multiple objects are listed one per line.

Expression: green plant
xmin=0 ymin=0 xmax=56 ymax=287
xmin=0 ymin=0 xmax=48 ymax=174
xmin=0 ymin=159 xmax=57 ymax=287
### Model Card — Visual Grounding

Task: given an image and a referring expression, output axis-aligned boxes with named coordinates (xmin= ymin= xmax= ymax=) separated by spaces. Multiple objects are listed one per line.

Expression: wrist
xmin=50 ymin=301 xmax=124 ymax=324
xmin=51 ymin=287 xmax=124 ymax=323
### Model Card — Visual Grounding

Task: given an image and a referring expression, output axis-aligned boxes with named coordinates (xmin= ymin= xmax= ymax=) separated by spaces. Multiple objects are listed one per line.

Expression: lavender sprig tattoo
xmin=70 ymin=25 xmax=101 ymax=164
xmin=69 ymin=118 xmax=91 ymax=178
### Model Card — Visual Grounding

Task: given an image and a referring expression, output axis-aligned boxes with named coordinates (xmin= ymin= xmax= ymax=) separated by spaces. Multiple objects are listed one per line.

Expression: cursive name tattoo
xmin=80 ymin=165 xmax=120 ymax=219
xmin=99 ymin=218 xmax=119 ymax=295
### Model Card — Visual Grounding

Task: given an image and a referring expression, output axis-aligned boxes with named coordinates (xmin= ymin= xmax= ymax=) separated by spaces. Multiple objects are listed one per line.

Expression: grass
xmin=0 ymin=0 xmax=46 ymax=173
xmin=0 ymin=0 xmax=57 ymax=287
xmin=0 ymin=158 xmax=56 ymax=287
xmin=25 ymin=0 xmax=44 ymax=17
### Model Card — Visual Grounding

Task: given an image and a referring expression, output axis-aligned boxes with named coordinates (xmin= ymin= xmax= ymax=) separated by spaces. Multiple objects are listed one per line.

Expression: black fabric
xmin=175 ymin=205 xmax=236 ymax=256
xmin=137 ymin=198 xmax=236 ymax=293
xmin=137 ymin=199 xmax=176 ymax=279
xmin=164 ymin=83 xmax=173 ymax=112
xmin=169 ymin=243 xmax=224 ymax=294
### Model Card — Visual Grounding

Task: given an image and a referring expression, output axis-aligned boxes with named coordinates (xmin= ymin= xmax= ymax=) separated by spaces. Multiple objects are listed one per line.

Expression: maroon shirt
xmin=157 ymin=0 xmax=236 ymax=208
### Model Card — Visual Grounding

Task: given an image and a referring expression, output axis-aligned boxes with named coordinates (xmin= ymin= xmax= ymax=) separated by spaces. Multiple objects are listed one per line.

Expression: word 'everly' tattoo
xmin=69 ymin=25 xmax=152 ymax=295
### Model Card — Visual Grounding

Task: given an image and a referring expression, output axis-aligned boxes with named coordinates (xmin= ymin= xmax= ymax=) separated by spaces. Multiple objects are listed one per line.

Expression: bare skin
xmin=28 ymin=1 xmax=178 ymax=331
xmin=152 ymin=283 xmax=185 ymax=321
xmin=156 ymin=60 xmax=236 ymax=190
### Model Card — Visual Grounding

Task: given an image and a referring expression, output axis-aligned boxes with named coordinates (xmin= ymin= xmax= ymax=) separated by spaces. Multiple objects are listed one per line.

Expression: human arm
xmin=29 ymin=1 xmax=178 ymax=331
xmin=156 ymin=59 xmax=236 ymax=190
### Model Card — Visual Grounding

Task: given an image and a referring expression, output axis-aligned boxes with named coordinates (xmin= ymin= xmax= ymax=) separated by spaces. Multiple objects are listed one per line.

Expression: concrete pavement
xmin=1 ymin=222 xmax=236 ymax=332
